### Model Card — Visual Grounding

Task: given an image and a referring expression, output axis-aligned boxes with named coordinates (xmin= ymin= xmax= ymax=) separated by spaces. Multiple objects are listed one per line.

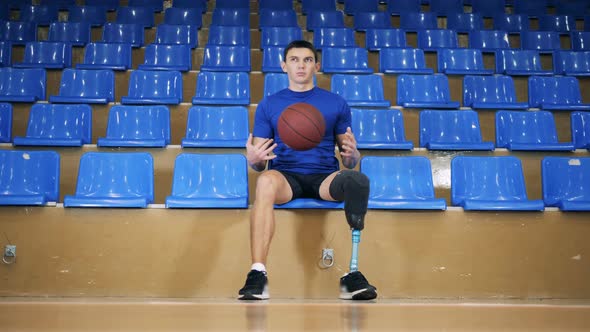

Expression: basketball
xmin=277 ymin=102 xmax=326 ymax=151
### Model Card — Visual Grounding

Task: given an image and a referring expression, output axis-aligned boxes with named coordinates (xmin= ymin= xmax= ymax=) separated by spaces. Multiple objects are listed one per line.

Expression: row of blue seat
xmin=1 ymin=102 xmax=588 ymax=151
xmin=1 ymin=149 xmax=588 ymax=211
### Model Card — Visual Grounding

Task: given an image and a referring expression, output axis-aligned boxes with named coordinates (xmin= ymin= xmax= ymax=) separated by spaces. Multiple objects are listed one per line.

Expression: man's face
xmin=281 ymin=47 xmax=320 ymax=86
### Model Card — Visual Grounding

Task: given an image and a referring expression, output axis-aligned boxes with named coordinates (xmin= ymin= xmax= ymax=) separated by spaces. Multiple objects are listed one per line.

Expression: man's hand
xmin=246 ymin=134 xmax=277 ymax=171
xmin=339 ymin=127 xmax=360 ymax=169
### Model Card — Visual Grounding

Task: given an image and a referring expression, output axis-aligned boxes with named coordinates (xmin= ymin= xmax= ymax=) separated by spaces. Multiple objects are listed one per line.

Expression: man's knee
xmin=328 ymin=170 xmax=370 ymax=201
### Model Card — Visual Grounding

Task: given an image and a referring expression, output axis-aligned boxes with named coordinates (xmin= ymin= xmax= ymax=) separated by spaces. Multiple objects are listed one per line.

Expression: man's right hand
xmin=246 ymin=134 xmax=277 ymax=171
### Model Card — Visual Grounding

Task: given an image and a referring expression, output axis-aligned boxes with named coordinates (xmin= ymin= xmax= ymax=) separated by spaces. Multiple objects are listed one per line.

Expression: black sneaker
xmin=339 ymin=271 xmax=377 ymax=300
xmin=238 ymin=270 xmax=269 ymax=300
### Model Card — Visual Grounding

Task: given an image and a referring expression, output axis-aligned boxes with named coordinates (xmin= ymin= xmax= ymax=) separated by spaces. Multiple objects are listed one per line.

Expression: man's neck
xmin=288 ymin=82 xmax=315 ymax=92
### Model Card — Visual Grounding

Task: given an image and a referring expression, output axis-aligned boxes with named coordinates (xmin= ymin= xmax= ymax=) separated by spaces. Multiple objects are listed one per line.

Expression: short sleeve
xmin=252 ymin=101 xmax=273 ymax=139
xmin=335 ymin=98 xmax=352 ymax=136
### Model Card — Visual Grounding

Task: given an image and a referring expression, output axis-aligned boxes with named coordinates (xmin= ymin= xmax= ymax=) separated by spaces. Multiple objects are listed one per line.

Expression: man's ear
xmin=314 ymin=61 xmax=321 ymax=72
xmin=281 ymin=61 xmax=287 ymax=73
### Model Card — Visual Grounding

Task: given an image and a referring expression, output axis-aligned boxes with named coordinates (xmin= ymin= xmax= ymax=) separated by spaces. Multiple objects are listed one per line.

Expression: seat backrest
xmin=0 ymin=67 xmax=46 ymax=102
xmin=47 ymin=22 xmax=91 ymax=46
xmin=365 ymin=28 xmax=406 ymax=50
xmin=429 ymin=0 xmax=464 ymax=15
xmin=0 ymin=21 xmax=37 ymax=45
xmin=67 ymin=5 xmax=107 ymax=27
xmin=521 ymin=31 xmax=561 ymax=52
xmin=353 ymin=11 xmax=391 ymax=31
xmin=215 ymin=0 xmax=250 ymax=9
xmin=155 ymin=24 xmax=198 ymax=48
xmin=128 ymin=0 xmax=163 ymax=12
xmin=183 ymin=106 xmax=249 ymax=147
xmin=103 ymin=105 xmax=170 ymax=145
xmin=420 ymin=110 xmax=485 ymax=146
xmin=193 ymin=71 xmax=250 ymax=105
xmin=79 ymin=42 xmax=132 ymax=70
xmin=446 ymin=13 xmax=484 ymax=32
xmin=261 ymin=46 xmax=284 ymax=72
xmin=556 ymin=2 xmax=589 ymax=18
xmin=19 ymin=5 xmax=58 ymax=26
xmin=306 ymin=10 xmax=346 ymax=31
xmin=451 ymin=156 xmax=530 ymax=205
xmin=553 ymin=50 xmax=590 ymax=75
xmin=514 ymin=0 xmax=547 ymax=17
xmin=493 ymin=14 xmax=529 ymax=33
xmin=351 ymin=108 xmax=410 ymax=148
xmin=437 ymin=48 xmax=487 ymax=72
xmin=259 ymin=9 xmax=298 ymax=28
xmin=20 ymin=103 xmax=92 ymax=144
xmin=463 ymin=75 xmax=519 ymax=106
xmin=417 ymin=29 xmax=458 ymax=51
xmin=260 ymin=26 xmax=302 ymax=48
xmin=400 ymin=12 xmax=438 ymax=31
xmin=571 ymin=31 xmax=590 ymax=51
xmin=263 ymin=72 xmax=289 ymax=97
xmin=321 ymin=47 xmax=371 ymax=73
xmin=469 ymin=30 xmax=511 ymax=50
xmin=126 ymin=70 xmax=183 ymax=101
xmin=387 ymin=0 xmax=421 ymax=15
xmin=301 ymin=0 xmax=336 ymax=15
xmin=164 ymin=7 xmax=204 ymax=26
xmin=542 ymin=157 xmax=590 ymax=206
xmin=360 ymin=156 xmax=438 ymax=200
xmin=141 ymin=43 xmax=192 ymax=71
xmin=202 ymin=45 xmax=250 ymax=71
xmin=397 ymin=74 xmax=453 ymax=104
xmin=0 ymin=150 xmax=60 ymax=205
xmin=17 ymin=41 xmax=71 ymax=68
xmin=571 ymin=111 xmax=590 ymax=149
xmin=86 ymin=0 xmax=119 ymax=11
xmin=259 ymin=0 xmax=293 ymax=11
xmin=207 ymin=25 xmax=250 ymax=46
xmin=495 ymin=110 xmax=560 ymax=147
xmin=495 ymin=49 xmax=544 ymax=73
xmin=312 ymin=27 xmax=357 ymax=48
xmin=344 ymin=0 xmax=379 ymax=15
xmin=528 ymin=76 xmax=584 ymax=107
xmin=0 ymin=41 xmax=10 ymax=67
xmin=102 ymin=23 xmax=144 ymax=47
xmin=538 ymin=14 xmax=576 ymax=32
xmin=168 ymin=153 xmax=248 ymax=206
xmin=115 ymin=6 xmax=155 ymax=27
xmin=55 ymin=68 xmax=114 ymax=102
xmin=331 ymin=74 xmax=388 ymax=106
xmin=471 ymin=0 xmax=506 ymax=17
xmin=211 ymin=8 xmax=250 ymax=26
xmin=172 ymin=0 xmax=207 ymax=9
xmin=0 ymin=102 xmax=12 ymax=143
xmin=379 ymin=48 xmax=429 ymax=72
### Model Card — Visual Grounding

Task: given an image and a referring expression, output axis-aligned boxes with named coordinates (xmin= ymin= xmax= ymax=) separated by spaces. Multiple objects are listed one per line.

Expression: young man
xmin=238 ymin=40 xmax=377 ymax=301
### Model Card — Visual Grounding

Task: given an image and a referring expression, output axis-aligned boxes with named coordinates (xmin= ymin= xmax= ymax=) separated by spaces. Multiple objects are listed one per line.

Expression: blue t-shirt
xmin=253 ymin=87 xmax=351 ymax=174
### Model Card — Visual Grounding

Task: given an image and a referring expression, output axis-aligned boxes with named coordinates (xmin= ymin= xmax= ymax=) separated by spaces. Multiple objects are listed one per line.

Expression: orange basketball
xmin=277 ymin=102 xmax=326 ymax=151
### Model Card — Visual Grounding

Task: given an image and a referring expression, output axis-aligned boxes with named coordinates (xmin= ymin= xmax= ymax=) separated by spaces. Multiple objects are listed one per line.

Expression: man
xmin=238 ymin=40 xmax=377 ymax=301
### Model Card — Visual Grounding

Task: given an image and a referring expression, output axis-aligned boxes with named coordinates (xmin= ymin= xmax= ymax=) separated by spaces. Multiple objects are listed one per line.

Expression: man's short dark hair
xmin=283 ymin=40 xmax=318 ymax=63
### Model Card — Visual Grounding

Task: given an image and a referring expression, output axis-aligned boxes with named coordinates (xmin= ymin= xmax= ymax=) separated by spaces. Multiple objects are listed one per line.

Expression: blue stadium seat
xmin=571 ymin=31 xmax=590 ymax=51
xmin=101 ymin=23 xmax=144 ymax=47
xmin=513 ymin=0 xmax=547 ymax=17
xmin=12 ymin=104 xmax=92 ymax=147
xmin=19 ymin=5 xmax=58 ymax=26
xmin=417 ymin=29 xmax=459 ymax=51
xmin=173 ymin=0 xmax=207 ymax=9
xmin=0 ymin=103 xmax=12 ymax=143
xmin=86 ymin=0 xmax=119 ymax=11
xmin=365 ymin=28 xmax=407 ymax=51
xmin=301 ymin=0 xmax=337 ymax=15
xmin=64 ymin=152 xmax=154 ymax=208
xmin=468 ymin=30 xmax=511 ymax=51
xmin=0 ymin=41 xmax=9 ymax=67
xmin=521 ymin=31 xmax=561 ymax=53
xmin=321 ymin=47 xmax=373 ymax=74
xmin=400 ymin=12 xmax=438 ymax=31
xmin=49 ymin=68 xmax=114 ymax=104
xmin=0 ymin=21 xmax=36 ymax=45
xmin=387 ymin=0 xmax=421 ymax=15
xmin=419 ymin=110 xmax=494 ymax=150
xmin=76 ymin=42 xmax=132 ymax=71
xmin=259 ymin=9 xmax=298 ymax=29
xmin=181 ymin=106 xmax=249 ymax=148
xmin=47 ymin=22 xmax=91 ymax=46
xmin=275 ymin=197 xmax=343 ymax=209
xmin=492 ymin=14 xmax=529 ymax=33
xmin=192 ymin=71 xmax=250 ymax=105
xmin=437 ymin=48 xmax=494 ymax=75
xmin=201 ymin=45 xmax=250 ymax=72
xmin=263 ymin=72 xmax=289 ymax=97
xmin=207 ymin=25 xmax=250 ymax=46
xmin=495 ymin=50 xmax=552 ymax=76
xmin=495 ymin=110 xmax=575 ymax=151
xmin=313 ymin=27 xmax=357 ymax=49
xmin=451 ymin=156 xmax=545 ymax=211
xmin=360 ymin=156 xmax=446 ymax=210
xmin=259 ymin=0 xmax=293 ymax=11
xmin=471 ymin=0 xmax=506 ymax=18
xmin=344 ymin=0 xmax=379 ymax=15
xmin=331 ymin=74 xmax=390 ymax=107
xmin=528 ymin=76 xmax=590 ymax=110
xmin=115 ymin=6 xmax=155 ymax=28
xmin=446 ymin=13 xmax=484 ymax=32
xmin=556 ymin=2 xmax=589 ymax=18
xmin=122 ymin=70 xmax=183 ymax=105
xmin=128 ymin=0 xmax=163 ymax=12
xmin=260 ymin=26 xmax=302 ymax=48
xmin=351 ymin=108 xmax=413 ymax=150
xmin=353 ymin=11 xmax=391 ymax=31
xmin=429 ymin=0 xmax=464 ymax=15
xmin=211 ymin=8 xmax=250 ymax=26
xmin=553 ymin=51 xmax=590 ymax=76
xmin=538 ymin=15 xmax=576 ymax=33
xmin=0 ymin=67 xmax=46 ymax=102
xmin=397 ymin=74 xmax=460 ymax=109
xmin=97 ymin=105 xmax=170 ymax=147
xmin=39 ymin=0 xmax=74 ymax=10
xmin=306 ymin=10 xmax=346 ymax=31
xmin=0 ymin=150 xmax=60 ymax=206
xmin=13 ymin=41 xmax=72 ymax=69
xmin=571 ymin=111 xmax=590 ymax=149
xmin=379 ymin=48 xmax=433 ymax=74
xmin=67 ymin=6 xmax=107 ymax=27
xmin=5 ymin=0 xmax=30 ymax=10
xmin=542 ymin=157 xmax=590 ymax=211
xmin=138 ymin=44 xmax=192 ymax=72
xmin=166 ymin=153 xmax=249 ymax=208
xmin=155 ymin=24 xmax=199 ymax=48
xmin=0 ymin=4 xmax=7 ymax=22
xmin=215 ymin=0 xmax=250 ymax=9
xmin=261 ymin=46 xmax=284 ymax=72
xmin=463 ymin=75 xmax=528 ymax=109
xmin=164 ymin=7 xmax=204 ymax=26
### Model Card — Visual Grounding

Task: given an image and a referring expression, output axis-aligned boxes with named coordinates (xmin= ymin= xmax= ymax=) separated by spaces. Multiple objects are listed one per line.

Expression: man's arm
xmin=246 ymin=134 xmax=277 ymax=172
xmin=336 ymin=127 xmax=361 ymax=169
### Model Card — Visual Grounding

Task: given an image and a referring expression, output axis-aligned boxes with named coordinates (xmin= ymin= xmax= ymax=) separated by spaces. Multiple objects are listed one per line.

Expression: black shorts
xmin=279 ymin=171 xmax=332 ymax=200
